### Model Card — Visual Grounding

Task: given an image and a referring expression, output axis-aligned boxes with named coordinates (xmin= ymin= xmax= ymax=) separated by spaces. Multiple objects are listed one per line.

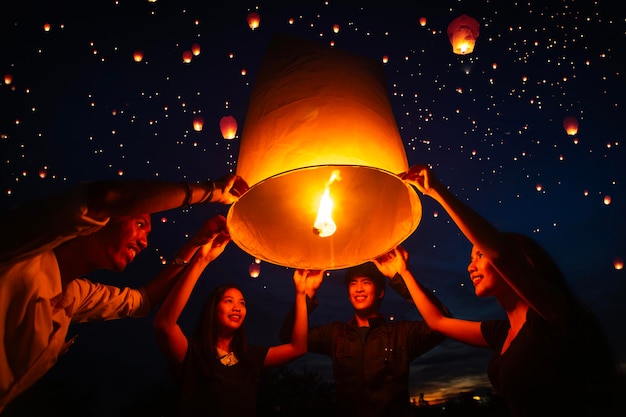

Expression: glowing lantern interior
xmin=563 ymin=115 xmax=579 ymax=136
xmin=220 ymin=116 xmax=238 ymax=139
xmin=447 ymin=15 xmax=480 ymax=55
xmin=193 ymin=116 xmax=204 ymax=132
xmin=227 ymin=34 xmax=422 ymax=270
xmin=247 ymin=12 xmax=260 ymax=30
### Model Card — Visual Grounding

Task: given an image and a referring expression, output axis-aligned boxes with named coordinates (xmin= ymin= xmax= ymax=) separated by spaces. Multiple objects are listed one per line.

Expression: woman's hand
xmin=373 ymin=246 xmax=409 ymax=278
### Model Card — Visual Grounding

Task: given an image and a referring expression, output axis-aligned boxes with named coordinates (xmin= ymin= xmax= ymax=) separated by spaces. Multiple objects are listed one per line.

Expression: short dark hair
xmin=344 ymin=262 xmax=386 ymax=292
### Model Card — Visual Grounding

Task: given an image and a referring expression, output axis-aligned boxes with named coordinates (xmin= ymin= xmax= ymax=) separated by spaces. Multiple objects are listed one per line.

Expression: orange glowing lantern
xmin=247 ymin=12 xmax=260 ymax=30
xmin=447 ymin=14 xmax=480 ymax=55
xmin=614 ymin=257 xmax=624 ymax=270
xmin=563 ymin=115 xmax=578 ymax=136
xmin=4 ymin=74 xmax=12 ymax=85
xmin=182 ymin=50 xmax=193 ymax=63
xmin=248 ymin=262 xmax=261 ymax=278
xmin=193 ymin=116 xmax=204 ymax=132
xmin=227 ymin=34 xmax=422 ymax=270
xmin=219 ymin=116 xmax=238 ymax=139
xmin=191 ymin=43 xmax=201 ymax=56
xmin=133 ymin=50 xmax=144 ymax=62
xmin=419 ymin=17 xmax=427 ymax=27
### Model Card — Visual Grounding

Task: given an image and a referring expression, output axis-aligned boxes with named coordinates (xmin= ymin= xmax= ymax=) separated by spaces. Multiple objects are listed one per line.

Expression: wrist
xmin=198 ymin=179 xmax=215 ymax=203
xmin=170 ymin=254 xmax=190 ymax=267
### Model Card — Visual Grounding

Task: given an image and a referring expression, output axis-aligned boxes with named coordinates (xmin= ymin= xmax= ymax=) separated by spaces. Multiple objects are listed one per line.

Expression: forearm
xmin=86 ymin=180 xmax=216 ymax=219
xmin=398 ymin=269 xmax=449 ymax=329
xmin=290 ymin=292 xmax=308 ymax=354
xmin=143 ymin=240 xmax=204 ymax=305
xmin=153 ymin=256 xmax=209 ymax=327
xmin=429 ymin=184 xmax=503 ymax=258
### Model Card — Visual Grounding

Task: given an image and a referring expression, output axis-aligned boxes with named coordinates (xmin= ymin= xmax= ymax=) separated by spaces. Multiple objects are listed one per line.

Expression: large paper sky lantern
xmin=447 ymin=14 xmax=480 ymax=55
xmin=227 ymin=34 xmax=422 ymax=270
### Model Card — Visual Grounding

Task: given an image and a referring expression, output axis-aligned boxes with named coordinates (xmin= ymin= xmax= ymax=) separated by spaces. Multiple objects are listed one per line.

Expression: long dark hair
xmin=504 ymin=232 xmax=623 ymax=406
xmin=188 ymin=283 xmax=250 ymax=376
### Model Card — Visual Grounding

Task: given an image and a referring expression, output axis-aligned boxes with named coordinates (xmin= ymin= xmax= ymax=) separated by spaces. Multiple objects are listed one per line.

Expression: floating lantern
xmin=193 ymin=116 xmax=204 ymax=132
xmin=133 ymin=50 xmax=144 ymax=62
xmin=227 ymin=34 xmax=422 ymax=270
xmin=182 ymin=50 xmax=193 ymax=63
xmin=614 ymin=257 xmax=624 ymax=270
xmin=247 ymin=12 xmax=260 ymax=30
xmin=191 ymin=43 xmax=201 ymax=56
xmin=447 ymin=15 xmax=480 ymax=55
xmin=419 ymin=17 xmax=427 ymax=27
xmin=563 ymin=115 xmax=578 ymax=135
xmin=219 ymin=116 xmax=238 ymax=139
xmin=248 ymin=261 xmax=261 ymax=278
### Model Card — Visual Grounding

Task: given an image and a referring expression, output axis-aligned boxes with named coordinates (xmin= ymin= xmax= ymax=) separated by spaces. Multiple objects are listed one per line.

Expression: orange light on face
xmin=247 ymin=12 xmax=260 ymax=30
xmin=313 ymin=170 xmax=341 ymax=237
xmin=447 ymin=15 xmax=480 ymax=55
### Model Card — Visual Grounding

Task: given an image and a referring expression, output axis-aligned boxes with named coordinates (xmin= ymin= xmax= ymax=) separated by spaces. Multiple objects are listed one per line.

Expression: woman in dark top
xmin=373 ymin=165 xmax=623 ymax=417
xmin=153 ymin=215 xmax=312 ymax=416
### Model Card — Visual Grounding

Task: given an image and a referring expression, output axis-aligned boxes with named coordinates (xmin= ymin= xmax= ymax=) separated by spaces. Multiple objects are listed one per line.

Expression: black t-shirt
xmin=176 ymin=345 xmax=269 ymax=417
xmin=482 ymin=308 xmax=619 ymax=416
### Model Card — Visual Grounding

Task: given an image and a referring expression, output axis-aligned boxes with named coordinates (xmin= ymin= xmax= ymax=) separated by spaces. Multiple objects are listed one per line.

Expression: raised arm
xmin=402 ymin=165 xmax=567 ymax=323
xmin=85 ymin=173 xmax=248 ymax=220
xmin=153 ymin=215 xmax=230 ymax=365
xmin=375 ymin=247 xmax=487 ymax=347
xmin=264 ymin=269 xmax=320 ymax=367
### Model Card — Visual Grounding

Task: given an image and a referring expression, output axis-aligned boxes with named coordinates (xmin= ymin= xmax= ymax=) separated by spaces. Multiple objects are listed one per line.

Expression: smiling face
xmin=467 ymin=246 xmax=503 ymax=298
xmin=97 ymin=214 xmax=151 ymax=272
xmin=347 ymin=276 xmax=384 ymax=316
xmin=217 ymin=287 xmax=247 ymax=334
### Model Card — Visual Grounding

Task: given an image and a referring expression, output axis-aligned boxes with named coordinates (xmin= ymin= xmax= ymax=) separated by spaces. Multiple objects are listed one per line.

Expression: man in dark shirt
xmin=279 ymin=261 xmax=449 ymax=417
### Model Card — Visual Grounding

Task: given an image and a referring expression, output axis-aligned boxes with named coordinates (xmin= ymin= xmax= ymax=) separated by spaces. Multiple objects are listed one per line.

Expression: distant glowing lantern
xmin=563 ymin=115 xmax=578 ymax=135
xmin=219 ymin=116 xmax=238 ymax=139
xmin=447 ymin=14 xmax=480 ymax=55
xmin=248 ymin=262 xmax=261 ymax=278
xmin=133 ymin=50 xmax=144 ymax=62
xmin=614 ymin=257 xmax=624 ymax=270
xmin=603 ymin=195 xmax=611 ymax=205
xmin=332 ymin=24 xmax=340 ymax=33
xmin=43 ymin=23 xmax=51 ymax=32
xmin=419 ymin=17 xmax=427 ymax=27
xmin=193 ymin=116 xmax=204 ymax=132
xmin=191 ymin=43 xmax=201 ymax=56
xmin=382 ymin=55 xmax=389 ymax=64
xmin=247 ymin=12 xmax=260 ymax=30
xmin=227 ymin=34 xmax=422 ymax=270
xmin=182 ymin=50 xmax=193 ymax=63
xmin=4 ymin=74 xmax=12 ymax=85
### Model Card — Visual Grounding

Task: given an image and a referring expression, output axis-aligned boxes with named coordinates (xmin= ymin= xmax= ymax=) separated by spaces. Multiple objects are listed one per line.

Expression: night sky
xmin=2 ymin=0 xmax=625 ymax=413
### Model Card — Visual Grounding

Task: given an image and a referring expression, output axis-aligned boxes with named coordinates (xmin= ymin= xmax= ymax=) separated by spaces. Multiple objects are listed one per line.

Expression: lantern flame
xmin=313 ymin=170 xmax=341 ymax=237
